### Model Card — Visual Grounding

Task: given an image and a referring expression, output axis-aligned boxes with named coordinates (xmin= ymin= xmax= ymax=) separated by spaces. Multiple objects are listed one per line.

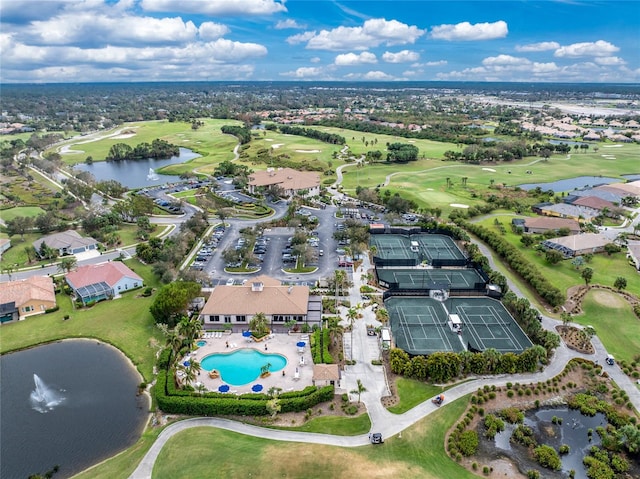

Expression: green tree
xmin=613 ymin=276 xmax=627 ymax=291
xmin=350 ymin=379 xmax=367 ymax=404
xmin=150 ymin=281 xmax=201 ymax=327
xmin=581 ymin=267 xmax=594 ymax=286
xmin=249 ymin=312 xmax=270 ymax=336
xmin=57 ymin=256 xmax=77 ymax=274
xmin=6 ymin=216 xmax=34 ymax=240
xmin=545 ymin=249 xmax=564 ymax=265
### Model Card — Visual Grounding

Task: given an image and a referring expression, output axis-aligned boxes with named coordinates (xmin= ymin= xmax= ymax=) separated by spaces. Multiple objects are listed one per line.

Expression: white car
xmin=226 ymin=279 xmax=235 ymax=286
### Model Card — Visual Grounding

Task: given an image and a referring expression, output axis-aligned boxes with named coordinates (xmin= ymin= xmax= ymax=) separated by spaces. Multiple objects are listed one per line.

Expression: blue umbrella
xmin=242 ymin=330 xmax=252 ymax=337
xmin=296 ymin=341 xmax=306 ymax=348
xmin=218 ymin=384 xmax=230 ymax=393
xmin=251 ymin=384 xmax=263 ymax=392
xmin=183 ymin=361 xmax=190 ymax=367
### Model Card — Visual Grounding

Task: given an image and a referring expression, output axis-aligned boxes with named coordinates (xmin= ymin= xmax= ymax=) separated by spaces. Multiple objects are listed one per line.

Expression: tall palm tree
xmin=250 ymin=312 xmax=269 ymax=336
xmin=350 ymin=379 xmax=367 ymax=404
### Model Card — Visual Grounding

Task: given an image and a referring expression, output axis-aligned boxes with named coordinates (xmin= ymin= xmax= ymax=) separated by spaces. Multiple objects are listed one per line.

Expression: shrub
xmin=484 ymin=414 xmax=505 ymax=439
xmin=559 ymin=444 xmax=570 ymax=454
xmin=533 ymin=445 xmax=561 ymax=470
xmin=500 ymin=407 xmax=524 ymax=424
xmin=527 ymin=470 xmax=540 ymax=479
xmin=511 ymin=424 xmax=536 ymax=448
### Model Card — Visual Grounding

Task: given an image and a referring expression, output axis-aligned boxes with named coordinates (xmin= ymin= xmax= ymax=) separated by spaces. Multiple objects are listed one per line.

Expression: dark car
xmin=369 ymin=433 xmax=383 ymax=444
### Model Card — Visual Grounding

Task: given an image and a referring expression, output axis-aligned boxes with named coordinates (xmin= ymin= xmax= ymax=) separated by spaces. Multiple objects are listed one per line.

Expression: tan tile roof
xmin=248 ymin=168 xmax=320 ymax=191
xmin=0 ymin=276 xmax=55 ymax=307
xmin=547 ymin=233 xmax=610 ymax=251
xmin=524 ymin=217 xmax=580 ymax=231
xmin=313 ymin=364 xmax=340 ymax=381
xmin=65 ymin=262 xmax=142 ymax=289
xmin=201 ymin=276 xmax=309 ymax=316
xmin=571 ymin=196 xmax=615 ymax=210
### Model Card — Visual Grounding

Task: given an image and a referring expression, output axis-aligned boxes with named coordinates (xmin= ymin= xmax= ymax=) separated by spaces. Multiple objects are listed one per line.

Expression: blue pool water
xmin=200 ymin=349 xmax=287 ymax=386
xmin=196 ymin=340 xmax=207 ymax=347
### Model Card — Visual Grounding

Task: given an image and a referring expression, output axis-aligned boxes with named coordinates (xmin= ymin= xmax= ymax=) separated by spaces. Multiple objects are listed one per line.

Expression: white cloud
xmin=310 ymin=56 xmax=321 ymax=63
xmin=430 ymin=20 xmax=508 ymax=41
xmin=554 ymin=40 xmax=620 ymax=58
xmin=482 ymin=55 xmax=531 ymax=66
xmin=281 ymin=66 xmax=323 ymax=78
xmin=363 ymin=70 xmax=395 ymax=80
xmin=199 ymin=22 xmax=230 ymax=41
xmin=334 ymin=52 xmax=377 ymax=66
xmin=141 ymin=0 xmax=287 ymax=15
xmin=301 ymin=18 xmax=424 ymax=51
xmin=594 ymin=56 xmax=626 ymax=66
xmin=275 ymin=19 xmax=305 ymax=30
xmin=425 ymin=60 xmax=447 ymax=66
xmin=515 ymin=41 xmax=560 ymax=52
xmin=382 ymin=50 xmax=419 ymax=63
xmin=286 ymin=31 xmax=317 ymax=45
xmin=28 ymin=12 xmax=199 ymax=46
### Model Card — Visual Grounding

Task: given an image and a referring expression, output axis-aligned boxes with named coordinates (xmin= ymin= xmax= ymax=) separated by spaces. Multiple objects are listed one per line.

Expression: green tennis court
xmin=370 ymin=234 xmax=467 ymax=265
xmin=386 ymin=296 xmax=532 ymax=355
xmin=370 ymin=234 xmax=415 ymax=260
xmin=413 ymin=234 xmax=467 ymax=261
xmin=377 ymin=267 xmax=485 ymax=290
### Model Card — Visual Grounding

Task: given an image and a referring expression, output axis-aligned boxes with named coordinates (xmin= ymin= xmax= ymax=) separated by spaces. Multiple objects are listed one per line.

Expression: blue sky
xmin=1 ymin=0 xmax=638 ymax=83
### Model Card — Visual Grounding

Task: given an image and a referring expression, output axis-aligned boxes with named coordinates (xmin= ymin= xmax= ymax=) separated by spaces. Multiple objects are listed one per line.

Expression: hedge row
xmin=155 ymin=362 xmax=334 ymax=416
xmin=458 ymin=220 xmax=565 ymax=307
xmin=311 ymin=329 xmax=334 ymax=364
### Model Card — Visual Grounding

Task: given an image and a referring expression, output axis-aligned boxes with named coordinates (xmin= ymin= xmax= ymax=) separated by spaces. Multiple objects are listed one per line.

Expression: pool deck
xmin=184 ymin=332 xmax=314 ymax=395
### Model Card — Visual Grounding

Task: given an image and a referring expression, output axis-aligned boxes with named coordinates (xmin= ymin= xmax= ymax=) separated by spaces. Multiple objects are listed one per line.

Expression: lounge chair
xmin=293 ymin=370 xmax=300 ymax=380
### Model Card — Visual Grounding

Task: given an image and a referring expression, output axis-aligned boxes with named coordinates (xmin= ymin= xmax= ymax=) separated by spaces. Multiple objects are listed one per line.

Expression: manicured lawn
xmin=387 ymin=378 xmax=447 ymax=414
xmin=1 ymin=205 xmax=46 ymax=221
xmin=0 ymin=232 xmax=49 ymax=269
xmin=0 ymin=259 xmax=164 ymax=381
xmin=54 ymin=119 xmax=243 ymax=175
xmin=575 ymin=289 xmax=640 ymax=364
xmin=273 ymin=412 xmax=371 ymax=435
xmin=151 ymin=397 xmax=474 ymax=479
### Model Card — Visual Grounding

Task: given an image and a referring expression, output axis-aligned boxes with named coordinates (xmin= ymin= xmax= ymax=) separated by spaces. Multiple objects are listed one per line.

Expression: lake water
xmin=518 ymin=176 xmax=620 ymax=193
xmin=73 ymin=147 xmax=199 ymax=188
xmin=0 ymin=340 xmax=148 ymax=479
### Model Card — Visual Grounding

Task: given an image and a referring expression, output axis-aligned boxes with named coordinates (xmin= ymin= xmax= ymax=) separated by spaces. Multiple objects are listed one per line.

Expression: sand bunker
xmin=426 ymin=188 xmax=434 ymax=191
xmin=602 ymin=144 xmax=623 ymax=148
xmin=271 ymin=143 xmax=284 ymax=149
xmin=265 ymin=138 xmax=273 ymax=142
xmin=295 ymin=149 xmax=321 ymax=153
xmin=408 ymin=140 xmax=415 ymax=143
xmin=112 ymin=133 xmax=136 ymax=139
xmin=482 ymin=168 xmax=496 ymax=172
xmin=450 ymin=203 xmax=470 ymax=208
xmin=60 ymin=144 xmax=84 ymax=155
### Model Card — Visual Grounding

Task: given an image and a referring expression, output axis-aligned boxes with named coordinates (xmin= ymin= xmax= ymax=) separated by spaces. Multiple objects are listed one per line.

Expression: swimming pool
xmin=196 ymin=340 xmax=207 ymax=347
xmin=200 ymin=349 xmax=287 ymax=386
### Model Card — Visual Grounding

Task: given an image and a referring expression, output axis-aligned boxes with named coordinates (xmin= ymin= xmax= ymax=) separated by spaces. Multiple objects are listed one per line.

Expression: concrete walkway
xmin=128 ymin=244 xmax=640 ymax=479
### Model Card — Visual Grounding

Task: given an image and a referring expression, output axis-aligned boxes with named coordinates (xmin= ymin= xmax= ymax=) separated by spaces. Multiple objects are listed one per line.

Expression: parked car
xmin=226 ymin=279 xmax=235 ymax=286
xmin=369 ymin=433 xmax=383 ymax=444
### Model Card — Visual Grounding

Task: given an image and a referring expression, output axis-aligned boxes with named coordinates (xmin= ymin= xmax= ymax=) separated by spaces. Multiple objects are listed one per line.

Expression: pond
xmin=73 ymin=147 xmax=200 ymax=188
xmin=489 ymin=407 xmax=607 ymax=479
xmin=0 ymin=340 xmax=148 ymax=479
xmin=518 ymin=176 xmax=620 ymax=193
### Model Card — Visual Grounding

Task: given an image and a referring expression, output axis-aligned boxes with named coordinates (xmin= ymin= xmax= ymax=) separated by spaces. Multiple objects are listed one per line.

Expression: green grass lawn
xmin=0 ymin=258 xmax=164 ymax=381
xmin=475 ymin=214 xmax=640 ymax=299
xmin=273 ymin=412 xmax=371 ymax=435
xmin=575 ymin=289 xmax=640 ymax=364
xmin=54 ymin=119 xmax=243 ymax=176
xmin=387 ymin=378 xmax=447 ymax=414
xmin=151 ymin=396 xmax=474 ymax=479
xmin=0 ymin=232 xmax=48 ymax=269
xmin=1 ymin=206 xmax=46 ymax=221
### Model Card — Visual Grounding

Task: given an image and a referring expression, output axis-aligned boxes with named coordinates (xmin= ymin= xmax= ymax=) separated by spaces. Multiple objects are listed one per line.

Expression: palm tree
xmin=350 ymin=379 xmax=367 ymax=404
xmin=177 ymin=315 xmax=202 ymax=346
xmin=57 ymin=256 xmax=77 ymax=274
xmin=346 ymin=307 xmax=359 ymax=358
xmin=249 ymin=312 xmax=270 ymax=337
xmin=482 ymin=348 xmax=501 ymax=374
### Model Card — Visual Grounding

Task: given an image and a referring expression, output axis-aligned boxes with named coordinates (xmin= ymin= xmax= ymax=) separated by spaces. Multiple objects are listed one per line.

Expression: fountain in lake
xmin=147 ymin=168 xmax=159 ymax=181
xmin=30 ymin=374 xmax=64 ymax=413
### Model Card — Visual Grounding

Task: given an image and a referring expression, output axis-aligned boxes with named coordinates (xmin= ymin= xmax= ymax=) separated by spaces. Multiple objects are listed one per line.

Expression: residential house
xmin=541 ymin=233 xmax=611 ymax=258
xmin=66 ymin=261 xmax=143 ymax=305
xmin=199 ymin=275 xmax=322 ymax=332
xmin=247 ymin=168 xmax=320 ymax=198
xmin=522 ymin=217 xmax=581 ymax=235
xmin=534 ymin=203 xmax=598 ymax=222
xmin=626 ymin=241 xmax=640 ymax=270
xmin=33 ymin=230 xmax=98 ymax=258
xmin=0 ymin=276 xmax=56 ymax=323
xmin=570 ymin=196 xmax=616 ymax=216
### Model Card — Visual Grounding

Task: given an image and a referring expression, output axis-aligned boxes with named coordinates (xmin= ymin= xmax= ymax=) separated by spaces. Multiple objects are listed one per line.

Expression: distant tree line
xmin=443 ymin=141 xmax=572 ymax=163
xmin=314 ymin=118 xmax=478 ymax=145
xmin=277 ymin=125 xmax=345 ymax=145
xmin=106 ymin=139 xmax=179 ymax=162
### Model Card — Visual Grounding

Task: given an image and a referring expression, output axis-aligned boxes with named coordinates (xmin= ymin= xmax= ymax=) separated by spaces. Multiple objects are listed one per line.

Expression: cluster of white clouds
xmin=0 ymin=0 xmax=636 ymax=83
